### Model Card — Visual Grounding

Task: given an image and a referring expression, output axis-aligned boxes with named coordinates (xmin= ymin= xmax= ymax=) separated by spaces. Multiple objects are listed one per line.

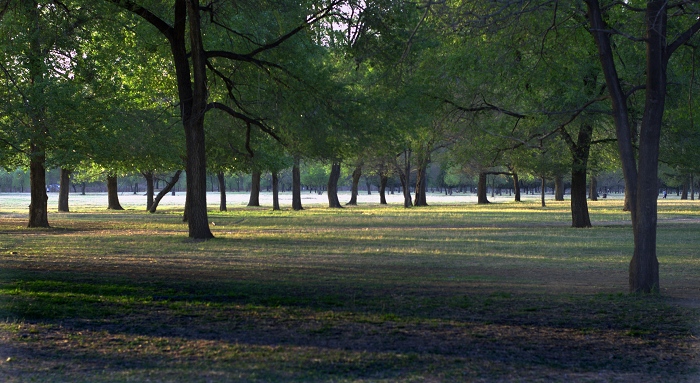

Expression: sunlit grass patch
xmin=0 ymin=198 xmax=699 ymax=381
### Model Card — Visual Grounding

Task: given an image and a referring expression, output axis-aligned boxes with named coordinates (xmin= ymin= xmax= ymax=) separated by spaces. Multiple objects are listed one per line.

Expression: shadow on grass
xmin=0 ymin=267 xmax=696 ymax=382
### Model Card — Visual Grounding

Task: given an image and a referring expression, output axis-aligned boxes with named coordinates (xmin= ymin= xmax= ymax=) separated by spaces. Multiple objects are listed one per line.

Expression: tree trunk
xmin=589 ymin=175 xmax=598 ymax=201
xmin=540 ymin=177 xmax=546 ymax=207
xmin=396 ymin=150 xmax=413 ymax=208
xmin=379 ymin=171 xmax=388 ymax=205
xmin=477 ymin=172 xmax=490 ymax=204
xmin=218 ymin=171 xmax=227 ymax=211
xmin=366 ymin=177 xmax=372 ymax=195
xmin=513 ymin=173 xmax=521 ymax=202
xmin=28 ymin=145 xmax=49 ymax=227
xmin=554 ymin=175 xmax=564 ymax=201
xmin=692 ymin=174 xmax=695 ymax=201
xmin=248 ymin=170 xmax=261 ymax=207
xmin=292 ymin=156 xmax=303 ymax=211
xmin=347 ymin=165 xmax=362 ymax=205
xmin=58 ymin=168 xmax=71 ymax=213
xmin=107 ymin=175 xmax=124 ymax=210
xmin=272 ymin=171 xmax=280 ymax=211
xmin=149 ymin=170 xmax=182 ymax=213
xmin=143 ymin=171 xmax=155 ymax=211
xmin=414 ymin=160 xmax=429 ymax=206
xmin=562 ymin=123 xmax=593 ymax=228
xmin=681 ymin=175 xmax=689 ymax=200
xmin=585 ymin=0 xmax=684 ymax=292
xmin=328 ymin=162 xmax=343 ymax=208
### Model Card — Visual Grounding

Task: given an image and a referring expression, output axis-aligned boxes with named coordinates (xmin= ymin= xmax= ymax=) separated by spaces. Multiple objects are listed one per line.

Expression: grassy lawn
xmin=0 ymin=194 xmax=698 ymax=382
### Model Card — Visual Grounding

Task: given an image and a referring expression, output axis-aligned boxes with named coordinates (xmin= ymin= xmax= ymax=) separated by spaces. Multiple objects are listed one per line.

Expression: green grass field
xmin=0 ymin=193 xmax=698 ymax=382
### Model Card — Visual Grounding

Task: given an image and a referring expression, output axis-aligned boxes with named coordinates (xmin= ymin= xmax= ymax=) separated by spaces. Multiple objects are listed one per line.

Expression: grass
xmin=0 ymin=193 xmax=698 ymax=382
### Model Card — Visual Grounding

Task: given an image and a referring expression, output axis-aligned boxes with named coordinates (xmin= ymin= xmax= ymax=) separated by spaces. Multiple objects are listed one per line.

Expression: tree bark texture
xmin=513 ymin=173 xmax=521 ymax=202
xmin=347 ymin=165 xmax=362 ymax=205
xmin=540 ymin=177 xmax=546 ymax=207
xmin=58 ymin=168 xmax=71 ymax=213
xmin=292 ymin=156 xmax=303 ymax=211
xmin=414 ymin=161 xmax=428 ymax=207
xmin=28 ymin=145 xmax=49 ymax=227
xmin=554 ymin=175 xmax=564 ymax=201
xmin=562 ymin=124 xmax=593 ymax=228
xmin=477 ymin=172 xmax=489 ymax=204
xmin=327 ymin=162 xmax=343 ymax=208
xmin=248 ymin=170 xmax=261 ymax=207
xmin=149 ymin=170 xmax=182 ymax=213
xmin=107 ymin=175 xmax=124 ymax=210
xmin=585 ymin=0 xmax=692 ymax=292
xmin=379 ymin=171 xmax=388 ymax=205
xmin=272 ymin=171 xmax=280 ymax=211
xmin=143 ymin=171 xmax=155 ymax=211
xmin=397 ymin=150 xmax=413 ymax=208
xmin=589 ymin=175 xmax=598 ymax=201
xmin=218 ymin=171 xmax=227 ymax=211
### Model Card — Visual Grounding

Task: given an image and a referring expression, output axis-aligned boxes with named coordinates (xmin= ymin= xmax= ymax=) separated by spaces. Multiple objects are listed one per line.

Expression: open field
xmin=0 ymin=192 xmax=698 ymax=382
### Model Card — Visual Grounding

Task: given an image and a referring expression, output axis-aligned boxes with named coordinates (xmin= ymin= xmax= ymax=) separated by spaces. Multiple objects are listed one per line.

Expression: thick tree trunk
xmin=554 ymin=175 xmax=564 ymax=201
xmin=248 ymin=170 xmax=261 ymax=207
xmin=414 ymin=161 xmax=428 ymax=207
xmin=477 ymin=172 xmax=489 ymax=204
xmin=143 ymin=171 xmax=155 ymax=211
xmin=107 ymin=175 xmax=124 ymax=210
xmin=292 ymin=156 xmax=303 ymax=211
xmin=347 ymin=165 xmax=361 ymax=205
xmin=379 ymin=171 xmax=388 ymax=205
xmin=681 ymin=175 xmax=689 ymax=200
xmin=563 ymin=123 xmax=593 ymax=228
xmin=58 ymin=168 xmax=71 ymax=213
xmin=328 ymin=162 xmax=343 ymax=208
xmin=28 ymin=145 xmax=49 ymax=227
xmin=149 ymin=170 xmax=182 ymax=213
xmin=218 ymin=171 xmax=227 ymax=211
xmin=589 ymin=175 xmax=598 ymax=201
xmin=513 ymin=173 xmax=521 ymax=202
xmin=272 ymin=171 xmax=280 ymax=211
xmin=540 ymin=177 xmax=546 ymax=207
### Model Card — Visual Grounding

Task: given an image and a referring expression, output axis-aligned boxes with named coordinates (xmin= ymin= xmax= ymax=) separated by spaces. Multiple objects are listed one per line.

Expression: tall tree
xmin=584 ymin=0 xmax=700 ymax=293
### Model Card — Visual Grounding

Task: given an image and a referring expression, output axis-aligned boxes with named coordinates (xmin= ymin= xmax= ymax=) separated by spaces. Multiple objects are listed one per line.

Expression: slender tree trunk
xmin=328 ymin=162 xmax=343 ymax=208
xmin=58 ymin=168 xmax=71 ymax=213
xmin=589 ymin=175 xmax=598 ymax=201
xmin=292 ymin=156 xmax=303 ymax=211
xmin=366 ymin=177 xmax=372 ymax=195
xmin=554 ymin=175 xmax=564 ymax=201
xmin=347 ymin=165 xmax=362 ymax=205
xmin=396 ymin=150 xmax=413 ymax=208
xmin=692 ymin=174 xmax=695 ymax=201
xmin=477 ymin=172 xmax=490 ymax=204
xmin=80 ymin=182 xmax=86 ymax=195
xmin=248 ymin=170 xmax=261 ymax=207
xmin=540 ymin=177 xmax=546 ymax=207
xmin=513 ymin=173 xmax=521 ymax=202
xmin=272 ymin=171 xmax=280 ymax=211
xmin=143 ymin=171 xmax=155 ymax=211
xmin=107 ymin=175 xmax=124 ymax=210
xmin=149 ymin=170 xmax=182 ymax=213
xmin=218 ymin=171 xmax=227 ymax=211
xmin=379 ymin=171 xmax=388 ymax=205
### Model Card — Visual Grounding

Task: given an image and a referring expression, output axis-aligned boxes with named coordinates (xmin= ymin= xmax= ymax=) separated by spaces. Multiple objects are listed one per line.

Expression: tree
xmin=584 ymin=0 xmax=700 ymax=293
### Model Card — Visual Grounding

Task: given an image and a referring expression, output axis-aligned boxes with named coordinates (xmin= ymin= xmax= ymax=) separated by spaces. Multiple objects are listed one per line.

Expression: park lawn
xmin=0 ymin=199 xmax=698 ymax=382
